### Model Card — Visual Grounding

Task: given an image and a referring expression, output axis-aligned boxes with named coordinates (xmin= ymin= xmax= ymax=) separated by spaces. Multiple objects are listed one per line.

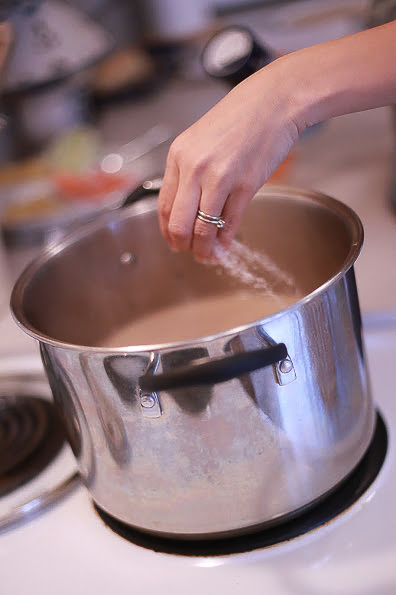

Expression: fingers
xmin=158 ymin=136 xmax=231 ymax=256
xmin=167 ymin=177 xmax=202 ymax=252
xmin=158 ymin=119 xmax=260 ymax=260
xmin=157 ymin=154 xmax=179 ymax=245
xmin=191 ymin=188 xmax=229 ymax=262
xmin=158 ymin=148 xmax=254 ymax=262
xmin=158 ymin=139 xmax=202 ymax=252
xmin=217 ymin=186 xmax=253 ymax=248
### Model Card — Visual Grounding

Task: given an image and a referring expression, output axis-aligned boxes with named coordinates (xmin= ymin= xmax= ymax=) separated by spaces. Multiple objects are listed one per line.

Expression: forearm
xmin=276 ymin=21 xmax=396 ymax=132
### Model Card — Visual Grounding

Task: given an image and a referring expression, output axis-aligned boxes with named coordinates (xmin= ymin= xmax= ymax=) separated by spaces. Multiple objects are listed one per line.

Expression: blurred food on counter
xmin=54 ymin=170 xmax=128 ymax=202
xmin=0 ymin=155 xmax=51 ymax=184
xmin=45 ymin=126 xmax=99 ymax=173
xmin=1 ymin=179 xmax=65 ymax=227
xmin=0 ymin=123 xmax=172 ymax=251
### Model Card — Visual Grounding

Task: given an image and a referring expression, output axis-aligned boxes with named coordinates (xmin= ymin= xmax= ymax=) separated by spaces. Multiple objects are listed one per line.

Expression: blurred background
xmin=0 ymin=0 xmax=394 ymax=322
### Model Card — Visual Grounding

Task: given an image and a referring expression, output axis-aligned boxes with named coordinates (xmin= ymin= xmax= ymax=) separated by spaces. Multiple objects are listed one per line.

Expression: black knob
xmin=201 ymin=25 xmax=274 ymax=87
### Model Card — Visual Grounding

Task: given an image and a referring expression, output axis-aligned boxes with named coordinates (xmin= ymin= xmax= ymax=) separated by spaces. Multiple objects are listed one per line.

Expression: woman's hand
xmin=158 ymin=21 xmax=396 ymax=262
xmin=158 ymin=57 xmax=302 ymax=262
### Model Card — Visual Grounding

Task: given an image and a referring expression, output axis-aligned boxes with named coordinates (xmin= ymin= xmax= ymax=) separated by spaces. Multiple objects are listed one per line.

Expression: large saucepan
xmin=10 ymin=183 xmax=374 ymax=539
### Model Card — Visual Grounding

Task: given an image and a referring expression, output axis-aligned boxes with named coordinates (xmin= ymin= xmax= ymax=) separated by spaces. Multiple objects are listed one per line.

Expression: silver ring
xmin=196 ymin=209 xmax=225 ymax=229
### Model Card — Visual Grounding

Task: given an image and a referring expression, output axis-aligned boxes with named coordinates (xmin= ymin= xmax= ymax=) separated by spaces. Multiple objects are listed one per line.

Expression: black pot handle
xmin=122 ymin=178 xmax=163 ymax=208
xmin=139 ymin=343 xmax=287 ymax=392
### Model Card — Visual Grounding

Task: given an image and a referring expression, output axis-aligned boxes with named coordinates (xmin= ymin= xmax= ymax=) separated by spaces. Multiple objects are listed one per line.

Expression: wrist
xmin=270 ymin=49 xmax=327 ymax=135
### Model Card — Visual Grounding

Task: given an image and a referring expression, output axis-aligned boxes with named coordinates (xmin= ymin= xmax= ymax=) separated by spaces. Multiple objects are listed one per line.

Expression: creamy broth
xmin=100 ymin=291 xmax=298 ymax=347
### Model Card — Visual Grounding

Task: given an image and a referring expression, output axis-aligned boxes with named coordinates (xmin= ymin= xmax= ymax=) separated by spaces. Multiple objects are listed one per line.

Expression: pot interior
xmin=12 ymin=188 xmax=362 ymax=347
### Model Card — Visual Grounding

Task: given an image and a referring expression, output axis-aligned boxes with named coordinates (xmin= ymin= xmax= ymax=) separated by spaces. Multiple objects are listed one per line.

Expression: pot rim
xmin=10 ymin=184 xmax=364 ymax=353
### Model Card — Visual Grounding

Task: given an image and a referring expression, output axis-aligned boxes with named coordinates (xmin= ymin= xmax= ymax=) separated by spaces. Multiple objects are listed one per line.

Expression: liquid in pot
xmin=100 ymin=291 xmax=297 ymax=347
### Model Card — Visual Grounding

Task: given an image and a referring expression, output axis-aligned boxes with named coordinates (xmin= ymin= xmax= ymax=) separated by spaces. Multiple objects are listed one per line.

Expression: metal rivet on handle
xmin=139 ymin=353 xmax=162 ymax=418
xmin=279 ymin=359 xmax=293 ymax=374
xmin=139 ymin=391 xmax=162 ymax=418
xmin=141 ymin=394 xmax=156 ymax=408
xmin=275 ymin=356 xmax=296 ymax=386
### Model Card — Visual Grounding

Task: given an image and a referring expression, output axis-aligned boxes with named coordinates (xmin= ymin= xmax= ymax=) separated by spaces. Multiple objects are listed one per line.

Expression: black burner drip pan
xmin=95 ymin=411 xmax=387 ymax=556
xmin=0 ymin=395 xmax=66 ymax=497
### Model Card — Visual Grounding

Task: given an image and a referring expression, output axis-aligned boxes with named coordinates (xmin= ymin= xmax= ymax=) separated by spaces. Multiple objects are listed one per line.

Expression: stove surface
xmin=0 ymin=395 xmax=66 ymax=496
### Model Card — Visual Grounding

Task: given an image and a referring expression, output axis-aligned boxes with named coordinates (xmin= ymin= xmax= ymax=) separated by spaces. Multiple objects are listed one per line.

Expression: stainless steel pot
xmin=10 ymin=184 xmax=375 ymax=539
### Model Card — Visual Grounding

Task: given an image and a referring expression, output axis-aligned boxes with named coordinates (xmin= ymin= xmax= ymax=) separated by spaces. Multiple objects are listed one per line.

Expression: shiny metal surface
xmin=0 ymin=472 xmax=80 ymax=533
xmin=10 ymin=185 xmax=375 ymax=539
